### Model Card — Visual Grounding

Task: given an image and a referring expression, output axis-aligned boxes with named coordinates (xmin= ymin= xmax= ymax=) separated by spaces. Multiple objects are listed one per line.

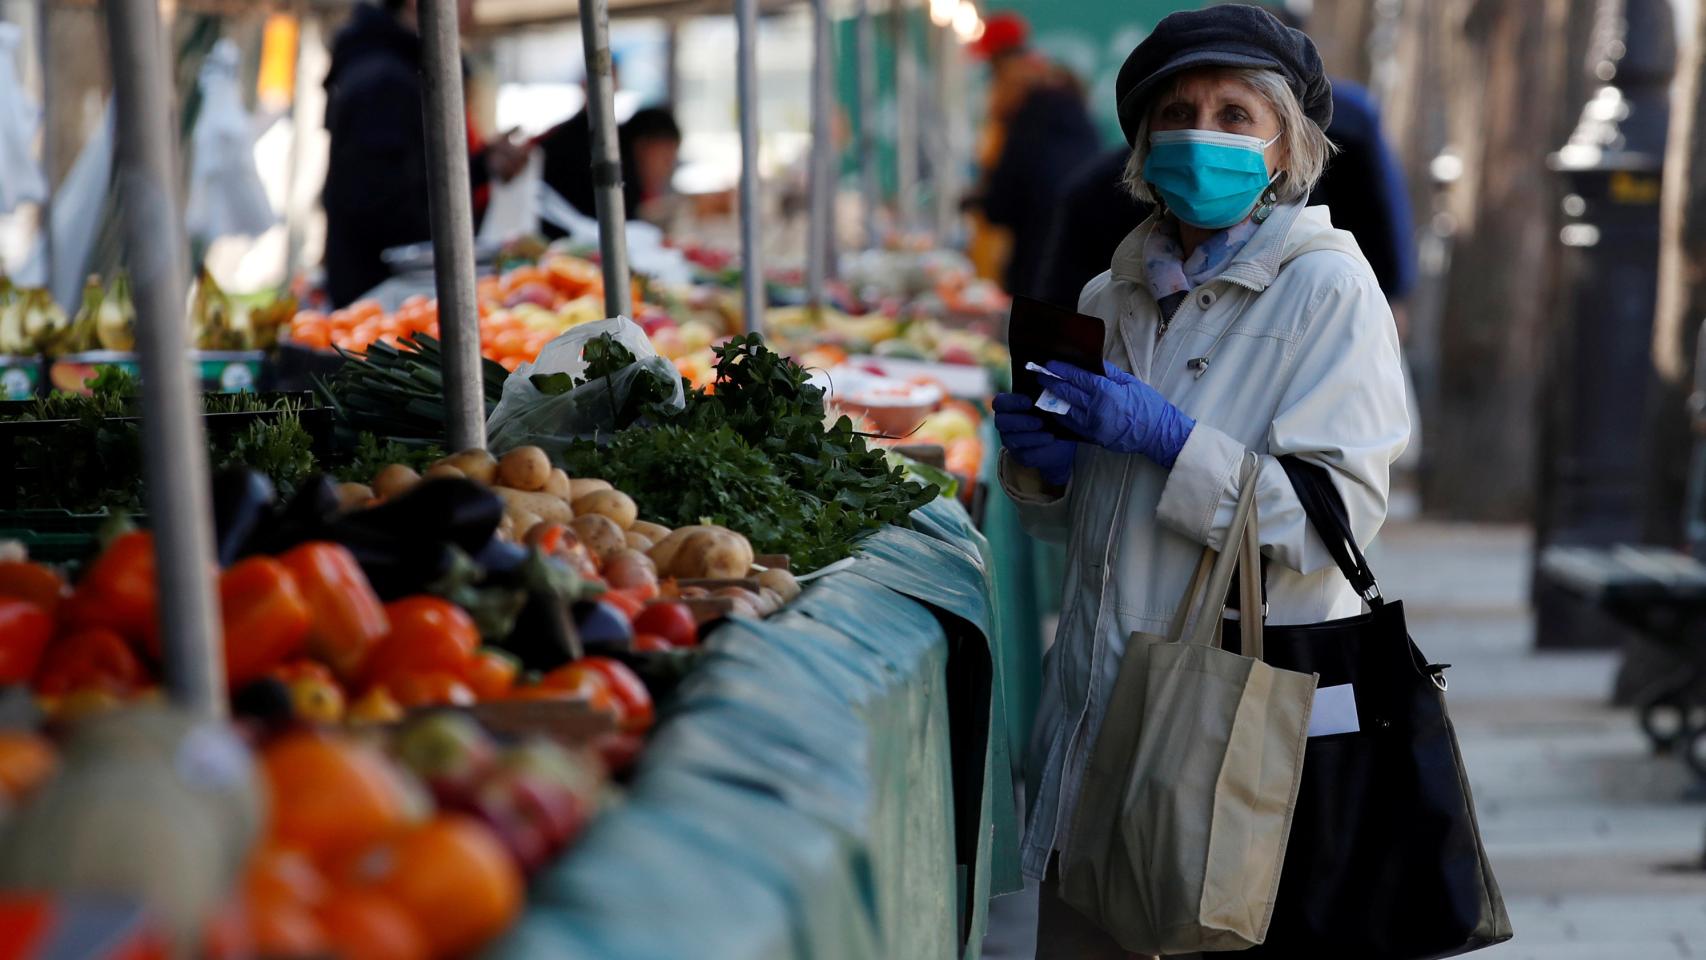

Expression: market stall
xmin=0 ymin=0 xmax=1047 ymax=955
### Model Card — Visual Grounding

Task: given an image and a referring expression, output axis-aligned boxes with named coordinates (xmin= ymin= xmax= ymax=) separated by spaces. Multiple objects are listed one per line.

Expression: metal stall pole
xmin=806 ymin=0 xmax=834 ymax=309
xmin=34 ymin=0 xmax=53 ymax=286
xmin=417 ymin=0 xmax=484 ymax=451
xmin=928 ymin=16 xmax=956 ymax=239
xmin=735 ymin=0 xmax=762 ymax=332
xmin=891 ymin=0 xmax=917 ymax=234
xmin=580 ymin=0 xmax=633 ymax=319
xmin=101 ymin=0 xmax=224 ymax=715
xmin=855 ymin=0 xmax=879 ymax=248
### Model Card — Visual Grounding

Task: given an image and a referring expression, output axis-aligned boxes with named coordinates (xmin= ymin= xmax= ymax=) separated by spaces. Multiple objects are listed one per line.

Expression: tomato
xmin=0 ymin=562 xmax=67 ymax=618
xmin=631 ymin=634 xmax=673 ymax=653
xmin=564 ymin=657 xmax=653 ymax=734
xmin=596 ymin=589 xmax=644 ymax=621
xmin=362 ymin=597 xmax=480 ymax=688
xmin=527 ymin=666 xmax=618 ymax=715
xmin=64 ymin=530 xmax=157 ymax=647
xmin=388 ymin=672 xmax=477 ymax=709
xmin=633 ymin=602 xmax=698 ymax=649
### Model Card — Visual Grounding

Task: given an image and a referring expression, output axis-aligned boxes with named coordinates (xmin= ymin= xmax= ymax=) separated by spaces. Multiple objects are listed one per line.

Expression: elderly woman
xmin=992 ymin=8 xmax=1410 ymax=957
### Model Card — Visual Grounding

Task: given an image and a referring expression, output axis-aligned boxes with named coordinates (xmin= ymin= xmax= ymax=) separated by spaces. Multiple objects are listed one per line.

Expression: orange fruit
xmin=319 ymin=889 xmax=430 ymax=960
xmin=249 ymin=893 xmax=328 ymax=957
xmin=245 ymin=845 xmax=329 ymax=909
xmin=261 ymin=731 xmax=419 ymax=863
xmin=0 ymin=731 xmax=56 ymax=800
xmin=348 ymin=816 xmax=522 ymax=959
xmin=463 ymin=649 xmax=518 ymax=701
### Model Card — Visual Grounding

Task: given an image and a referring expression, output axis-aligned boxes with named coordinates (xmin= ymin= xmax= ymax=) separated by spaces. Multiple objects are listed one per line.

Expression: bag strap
xmin=1277 ymin=455 xmax=1384 ymax=606
xmin=1167 ymin=454 xmax=1266 ymax=659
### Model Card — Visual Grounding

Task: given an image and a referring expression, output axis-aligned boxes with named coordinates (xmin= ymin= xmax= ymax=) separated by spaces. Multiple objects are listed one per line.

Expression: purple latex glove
xmin=1042 ymin=360 xmax=1196 ymax=468
xmin=993 ymin=392 xmax=1076 ymax=486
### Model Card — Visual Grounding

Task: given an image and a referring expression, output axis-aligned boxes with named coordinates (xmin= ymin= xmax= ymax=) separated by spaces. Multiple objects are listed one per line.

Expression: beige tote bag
xmin=1058 ymin=456 xmax=1317 ymax=956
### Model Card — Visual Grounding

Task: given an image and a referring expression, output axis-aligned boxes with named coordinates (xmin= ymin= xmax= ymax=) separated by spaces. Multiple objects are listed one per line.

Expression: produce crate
xmin=0 ymin=509 xmax=122 ymax=565
xmin=47 ymin=350 xmax=268 ymax=395
xmin=0 ymin=393 xmax=335 ymax=516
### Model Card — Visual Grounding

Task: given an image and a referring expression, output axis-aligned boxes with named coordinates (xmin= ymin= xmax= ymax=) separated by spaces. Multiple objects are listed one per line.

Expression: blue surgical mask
xmin=1142 ymin=129 xmax=1281 ymax=229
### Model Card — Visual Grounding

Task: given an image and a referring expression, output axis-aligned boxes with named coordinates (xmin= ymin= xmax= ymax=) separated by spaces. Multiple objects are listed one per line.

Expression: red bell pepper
xmin=63 ymin=531 xmax=157 ymax=648
xmin=34 ymin=627 xmax=146 ymax=697
xmin=278 ymin=543 xmax=389 ymax=681
xmin=220 ymin=557 xmax=312 ymax=688
xmin=0 ymin=600 xmax=52 ymax=684
xmin=0 ymin=562 xmax=67 ymax=619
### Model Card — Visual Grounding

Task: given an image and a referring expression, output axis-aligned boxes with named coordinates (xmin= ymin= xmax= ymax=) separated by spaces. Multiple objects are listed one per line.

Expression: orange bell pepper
xmin=361 ymin=596 xmax=480 ymax=690
xmin=0 ymin=600 xmax=52 ymax=685
xmin=64 ymin=531 xmax=158 ymax=648
xmin=34 ymin=627 xmax=146 ymax=697
xmin=220 ymin=557 xmax=313 ymax=688
xmin=0 ymin=562 xmax=67 ymax=619
xmin=278 ymin=543 xmax=389 ymax=682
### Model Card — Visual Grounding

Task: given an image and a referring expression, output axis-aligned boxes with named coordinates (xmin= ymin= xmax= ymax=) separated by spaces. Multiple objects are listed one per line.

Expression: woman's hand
xmin=1042 ymin=360 xmax=1196 ymax=468
xmin=993 ymin=393 xmax=1076 ymax=486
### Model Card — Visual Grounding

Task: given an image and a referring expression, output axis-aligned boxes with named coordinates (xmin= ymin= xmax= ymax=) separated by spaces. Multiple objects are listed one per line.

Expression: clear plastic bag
xmin=184 ymin=40 xmax=276 ymax=241
xmin=485 ymin=316 xmax=686 ymax=455
xmin=0 ymin=23 xmax=47 ymax=215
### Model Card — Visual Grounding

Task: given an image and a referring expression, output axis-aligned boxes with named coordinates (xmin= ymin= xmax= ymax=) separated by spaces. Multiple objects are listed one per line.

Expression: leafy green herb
xmin=217 ymin=415 xmax=317 ymax=501
xmin=332 ymin=433 xmax=446 ymax=483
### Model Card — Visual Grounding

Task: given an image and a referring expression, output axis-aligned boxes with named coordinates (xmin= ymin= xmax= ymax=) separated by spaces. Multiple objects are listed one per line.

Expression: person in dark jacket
xmin=320 ymin=0 xmax=527 ymax=307
xmin=1032 ymin=6 xmax=1415 ymax=310
xmin=537 ymin=104 xmax=681 ymax=235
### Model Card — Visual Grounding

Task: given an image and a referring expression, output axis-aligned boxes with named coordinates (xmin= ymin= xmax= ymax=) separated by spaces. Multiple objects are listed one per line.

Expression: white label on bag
xmin=1308 ymin=684 xmax=1360 ymax=737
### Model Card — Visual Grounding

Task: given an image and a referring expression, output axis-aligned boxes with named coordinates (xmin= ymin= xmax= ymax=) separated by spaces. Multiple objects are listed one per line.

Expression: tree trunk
xmin=1421 ymin=0 xmax=1576 ymax=521
xmin=1650 ymin=1 xmax=1706 ymax=546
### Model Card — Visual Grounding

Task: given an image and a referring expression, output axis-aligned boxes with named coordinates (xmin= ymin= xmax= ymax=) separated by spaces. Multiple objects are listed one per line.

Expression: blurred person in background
xmin=1033 ymin=2 xmax=1416 ymax=316
xmin=963 ymin=12 xmax=1102 ymax=300
xmin=535 ymin=70 xmax=682 ymax=232
xmin=321 ymin=0 xmax=530 ymax=307
xmin=992 ymin=9 xmax=1409 ymax=954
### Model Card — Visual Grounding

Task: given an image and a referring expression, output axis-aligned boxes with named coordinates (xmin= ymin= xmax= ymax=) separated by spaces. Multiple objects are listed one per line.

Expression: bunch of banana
xmin=95 ymin=273 xmax=135 ymax=351
xmin=191 ymin=268 xmax=244 ymax=351
xmin=0 ymin=278 xmax=22 ymax=356
xmin=45 ymin=276 xmax=104 ymax=356
xmin=242 ymin=294 xmax=297 ymax=351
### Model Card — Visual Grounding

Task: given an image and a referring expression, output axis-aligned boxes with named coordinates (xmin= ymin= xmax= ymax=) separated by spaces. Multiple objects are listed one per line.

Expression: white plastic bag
xmin=536 ymin=183 xmax=694 ymax=287
xmin=16 ymin=104 xmax=112 ymax=308
xmin=477 ymin=149 xmax=542 ymax=244
xmin=185 ymin=40 xmax=276 ymax=242
xmin=485 ymin=316 xmax=686 ymax=454
xmin=0 ymin=23 xmax=46 ymax=215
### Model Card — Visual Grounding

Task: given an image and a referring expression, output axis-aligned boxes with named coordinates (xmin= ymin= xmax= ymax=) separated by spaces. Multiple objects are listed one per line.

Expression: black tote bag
xmin=1235 ymin=457 xmax=1513 ymax=960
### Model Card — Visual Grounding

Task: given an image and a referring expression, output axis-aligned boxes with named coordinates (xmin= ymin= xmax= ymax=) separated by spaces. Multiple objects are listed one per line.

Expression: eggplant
xmin=471 ymin=537 xmax=530 ymax=584
xmin=340 ymin=477 xmax=504 ymax=555
xmin=498 ymin=591 xmax=581 ymax=672
xmin=210 ymin=468 xmax=277 ymax=565
xmin=250 ymin=474 xmax=340 ymax=554
xmin=571 ymin=600 xmax=632 ymax=653
xmin=325 ymin=525 xmax=462 ymax=601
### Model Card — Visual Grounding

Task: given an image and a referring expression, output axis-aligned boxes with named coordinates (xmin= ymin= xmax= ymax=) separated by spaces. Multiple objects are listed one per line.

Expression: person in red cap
xmin=963 ymin=11 xmax=1101 ymax=300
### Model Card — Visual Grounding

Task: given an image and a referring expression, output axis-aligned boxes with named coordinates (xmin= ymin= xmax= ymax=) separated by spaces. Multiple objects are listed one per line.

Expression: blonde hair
xmin=1122 ymin=67 xmax=1335 ymax=206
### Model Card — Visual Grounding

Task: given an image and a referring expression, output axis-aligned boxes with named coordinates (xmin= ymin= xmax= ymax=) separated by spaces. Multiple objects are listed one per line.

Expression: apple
xmin=390 ymin=710 xmax=497 ymax=791
xmin=503 ymin=282 xmax=557 ymax=310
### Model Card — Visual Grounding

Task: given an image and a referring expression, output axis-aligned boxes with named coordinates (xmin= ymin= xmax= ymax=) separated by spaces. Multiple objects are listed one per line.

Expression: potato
xmin=335 ymin=482 xmax=374 ymax=511
xmin=629 ymin=521 xmax=671 ymax=543
xmin=544 ymin=468 xmax=574 ymax=499
xmin=647 ymin=525 xmax=715 ymax=574
xmin=756 ymin=588 xmax=785 ymax=616
xmin=567 ymin=478 xmax=613 ymax=500
xmin=652 ymin=527 xmax=752 ymax=580
xmin=440 ymin=448 xmax=497 ymax=484
xmin=572 ymin=489 xmax=638 ymax=531
xmin=756 ymin=568 xmax=802 ymax=603
xmin=493 ymin=486 xmax=574 ymax=524
xmin=712 ymin=587 xmax=762 ymax=618
xmin=496 ymin=446 xmax=551 ymax=492
xmin=570 ymin=514 xmax=626 ymax=560
xmin=496 ymin=513 xmax=516 ymax=541
xmin=509 ymin=510 xmax=542 ymax=538
xmin=371 ymin=464 xmax=420 ymax=500
xmin=422 ymin=463 xmax=465 ymax=480
xmin=625 ymin=532 xmax=655 ymax=552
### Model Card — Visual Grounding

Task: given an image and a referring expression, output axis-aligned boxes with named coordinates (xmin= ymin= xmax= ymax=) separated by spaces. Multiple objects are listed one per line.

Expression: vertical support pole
xmin=34 ymin=0 xmax=53 ymax=284
xmin=806 ymin=0 xmax=834 ymax=309
xmin=929 ymin=17 xmax=957 ymax=239
xmin=735 ymin=0 xmax=762 ymax=332
xmin=101 ymin=0 xmax=224 ymax=716
xmin=891 ymin=0 xmax=918 ymax=234
xmin=855 ymin=0 xmax=880 ymax=248
xmin=417 ymin=0 xmax=484 ymax=451
xmin=579 ymin=0 xmax=633 ymax=319
xmin=664 ymin=18 xmax=681 ymax=111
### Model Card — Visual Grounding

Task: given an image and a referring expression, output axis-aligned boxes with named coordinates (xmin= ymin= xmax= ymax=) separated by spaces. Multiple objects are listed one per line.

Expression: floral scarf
xmin=1142 ymin=216 xmax=1260 ymax=304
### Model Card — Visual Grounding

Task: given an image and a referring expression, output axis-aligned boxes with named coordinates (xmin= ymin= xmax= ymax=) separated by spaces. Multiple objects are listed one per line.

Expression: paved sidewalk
xmin=986 ymin=520 xmax=1706 ymax=959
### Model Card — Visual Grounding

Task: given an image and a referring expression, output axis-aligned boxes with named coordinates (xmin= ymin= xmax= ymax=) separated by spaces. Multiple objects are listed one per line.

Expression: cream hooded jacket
xmin=1003 ymin=200 xmax=1411 ymax=881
